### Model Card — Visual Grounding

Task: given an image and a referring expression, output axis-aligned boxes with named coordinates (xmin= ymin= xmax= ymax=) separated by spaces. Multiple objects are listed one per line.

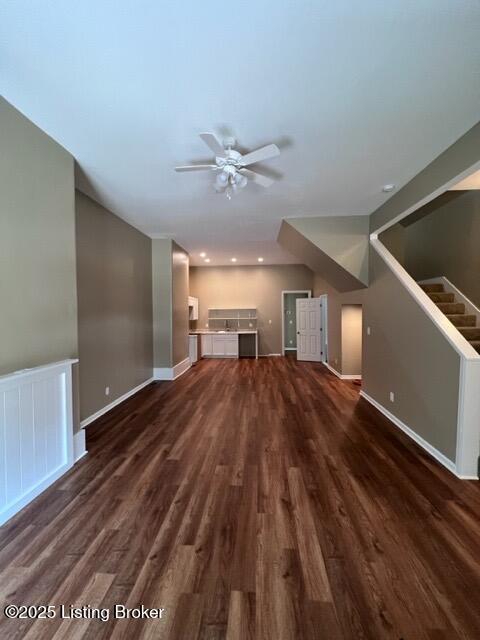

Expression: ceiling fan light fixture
xmin=175 ymin=133 xmax=280 ymax=197
xmin=215 ymin=172 xmax=229 ymax=189
xmin=234 ymin=173 xmax=248 ymax=189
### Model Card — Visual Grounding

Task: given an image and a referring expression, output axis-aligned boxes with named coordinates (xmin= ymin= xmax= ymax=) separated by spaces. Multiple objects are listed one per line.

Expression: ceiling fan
xmin=175 ymin=133 xmax=280 ymax=199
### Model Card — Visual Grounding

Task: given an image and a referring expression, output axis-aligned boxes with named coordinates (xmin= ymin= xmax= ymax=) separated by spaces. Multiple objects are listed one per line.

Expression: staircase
xmin=420 ymin=283 xmax=480 ymax=354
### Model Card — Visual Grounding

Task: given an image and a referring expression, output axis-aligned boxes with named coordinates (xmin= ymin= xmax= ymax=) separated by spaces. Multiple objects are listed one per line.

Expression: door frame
xmin=319 ymin=294 xmax=328 ymax=363
xmin=281 ymin=290 xmax=312 ymax=355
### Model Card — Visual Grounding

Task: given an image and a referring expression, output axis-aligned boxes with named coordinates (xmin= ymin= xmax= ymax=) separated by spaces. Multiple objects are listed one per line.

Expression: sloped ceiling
xmin=278 ymin=217 xmax=369 ymax=291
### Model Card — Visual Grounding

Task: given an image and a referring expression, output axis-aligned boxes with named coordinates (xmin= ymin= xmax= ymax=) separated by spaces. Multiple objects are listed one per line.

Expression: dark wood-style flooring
xmin=1 ymin=357 xmax=480 ymax=639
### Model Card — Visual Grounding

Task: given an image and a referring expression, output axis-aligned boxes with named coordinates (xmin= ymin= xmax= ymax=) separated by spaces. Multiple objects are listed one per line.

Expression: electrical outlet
xmin=367 ymin=326 xmax=371 ymax=335
xmin=389 ymin=391 xmax=394 ymax=403
xmin=268 ymin=319 xmax=272 ymax=324
xmin=105 ymin=386 xmax=110 ymax=396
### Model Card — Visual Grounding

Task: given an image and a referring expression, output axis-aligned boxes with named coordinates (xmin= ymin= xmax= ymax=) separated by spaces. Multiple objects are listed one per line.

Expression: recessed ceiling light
xmin=257 ymin=257 xmax=264 ymax=262
xmin=204 ymin=258 xmax=210 ymax=263
xmin=199 ymin=252 xmax=206 ymax=258
xmin=231 ymin=257 xmax=237 ymax=262
xmin=382 ymin=184 xmax=396 ymax=193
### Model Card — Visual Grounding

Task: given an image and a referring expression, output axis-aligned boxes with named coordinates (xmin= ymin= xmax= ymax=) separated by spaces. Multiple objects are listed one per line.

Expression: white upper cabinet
xmin=188 ymin=296 xmax=199 ymax=320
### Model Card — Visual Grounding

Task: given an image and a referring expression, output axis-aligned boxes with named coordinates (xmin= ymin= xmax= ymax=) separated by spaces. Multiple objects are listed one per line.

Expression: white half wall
xmin=0 ymin=359 xmax=77 ymax=525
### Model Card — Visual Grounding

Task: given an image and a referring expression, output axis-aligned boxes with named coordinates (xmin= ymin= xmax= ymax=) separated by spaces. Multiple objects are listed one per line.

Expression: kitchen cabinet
xmin=189 ymin=334 xmax=198 ymax=364
xmin=201 ymin=333 xmax=238 ymax=358
xmin=201 ymin=334 xmax=213 ymax=356
xmin=188 ymin=296 xmax=199 ymax=320
xmin=224 ymin=336 xmax=239 ymax=356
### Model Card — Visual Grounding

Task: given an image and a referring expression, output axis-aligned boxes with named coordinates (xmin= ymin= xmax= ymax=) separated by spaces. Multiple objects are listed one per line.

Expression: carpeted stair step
xmin=436 ymin=302 xmax=465 ymax=314
xmin=420 ymin=283 xmax=444 ymax=293
xmin=459 ymin=327 xmax=480 ymax=340
xmin=446 ymin=314 xmax=476 ymax=327
xmin=468 ymin=340 xmax=480 ymax=354
xmin=427 ymin=292 xmax=455 ymax=303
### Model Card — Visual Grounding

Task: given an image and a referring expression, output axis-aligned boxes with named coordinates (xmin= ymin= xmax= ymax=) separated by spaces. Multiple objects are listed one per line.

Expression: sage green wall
xmin=283 ymin=292 xmax=308 ymax=349
xmin=152 ymin=239 xmax=189 ymax=368
xmin=402 ymin=190 xmax=480 ymax=307
xmin=313 ymin=274 xmax=364 ymax=374
xmin=0 ymin=97 xmax=78 ymax=376
xmin=75 ymin=191 xmax=153 ymax=421
xmin=189 ymin=265 xmax=314 ymax=356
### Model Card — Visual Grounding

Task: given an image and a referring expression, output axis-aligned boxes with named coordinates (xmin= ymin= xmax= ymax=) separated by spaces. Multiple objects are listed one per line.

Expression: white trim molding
xmin=281 ymin=289 xmax=312 ymax=356
xmin=0 ymin=359 xmax=77 ymax=526
xmin=456 ymin=358 xmax=480 ymax=479
xmin=80 ymin=377 xmax=154 ymax=428
xmin=73 ymin=429 xmax=87 ymax=462
xmin=154 ymin=357 xmax=191 ymax=381
xmin=359 ymin=390 xmax=461 ymax=477
xmin=323 ymin=361 xmax=361 ymax=380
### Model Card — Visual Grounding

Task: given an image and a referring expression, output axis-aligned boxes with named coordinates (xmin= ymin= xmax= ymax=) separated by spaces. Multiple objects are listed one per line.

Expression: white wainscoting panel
xmin=0 ymin=359 xmax=77 ymax=525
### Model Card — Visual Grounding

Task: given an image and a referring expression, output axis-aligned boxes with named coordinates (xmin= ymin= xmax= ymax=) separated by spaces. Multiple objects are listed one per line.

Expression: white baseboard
xmin=323 ymin=361 xmax=362 ymax=380
xmin=359 ymin=390 xmax=467 ymax=478
xmin=80 ymin=377 xmax=154 ymax=428
xmin=154 ymin=357 xmax=191 ymax=381
xmin=259 ymin=353 xmax=282 ymax=357
xmin=0 ymin=462 xmax=72 ymax=526
xmin=73 ymin=429 xmax=87 ymax=462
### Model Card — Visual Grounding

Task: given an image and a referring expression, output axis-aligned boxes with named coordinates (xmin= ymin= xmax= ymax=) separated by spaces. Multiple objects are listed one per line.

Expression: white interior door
xmin=296 ymin=297 xmax=322 ymax=361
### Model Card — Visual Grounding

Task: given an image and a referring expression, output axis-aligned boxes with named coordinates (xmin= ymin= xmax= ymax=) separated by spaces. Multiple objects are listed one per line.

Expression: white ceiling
xmin=2 ymin=1 xmax=480 ymax=266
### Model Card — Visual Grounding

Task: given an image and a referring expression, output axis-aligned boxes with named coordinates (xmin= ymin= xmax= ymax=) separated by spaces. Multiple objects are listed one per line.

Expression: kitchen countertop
xmin=189 ymin=330 xmax=257 ymax=335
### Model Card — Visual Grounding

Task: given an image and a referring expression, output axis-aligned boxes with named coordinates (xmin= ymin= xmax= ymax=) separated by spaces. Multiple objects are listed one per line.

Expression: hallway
xmin=1 ymin=358 xmax=480 ymax=639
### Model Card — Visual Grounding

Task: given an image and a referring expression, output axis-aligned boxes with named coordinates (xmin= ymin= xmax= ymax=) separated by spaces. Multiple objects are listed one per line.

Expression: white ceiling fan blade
xmin=175 ymin=164 xmax=216 ymax=172
xmin=239 ymin=168 xmax=274 ymax=188
xmin=199 ymin=133 xmax=226 ymax=157
xmin=239 ymin=143 xmax=280 ymax=167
